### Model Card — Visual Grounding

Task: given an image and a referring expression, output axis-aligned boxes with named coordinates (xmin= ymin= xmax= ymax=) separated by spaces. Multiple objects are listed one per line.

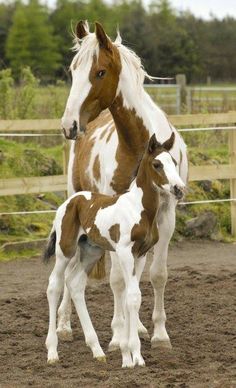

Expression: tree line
xmin=0 ymin=0 xmax=236 ymax=83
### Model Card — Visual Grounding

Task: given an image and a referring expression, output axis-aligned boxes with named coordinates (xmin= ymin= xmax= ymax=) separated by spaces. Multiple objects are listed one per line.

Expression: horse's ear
xmin=148 ymin=134 xmax=161 ymax=154
xmin=76 ymin=20 xmax=89 ymax=40
xmin=95 ymin=21 xmax=112 ymax=51
xmin=162 ymin=132 xmax=175 ymax=151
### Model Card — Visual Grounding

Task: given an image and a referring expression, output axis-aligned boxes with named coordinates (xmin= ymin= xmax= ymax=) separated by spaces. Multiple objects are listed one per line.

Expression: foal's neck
xmin=132 ymin=158 xmax=159 ymax=221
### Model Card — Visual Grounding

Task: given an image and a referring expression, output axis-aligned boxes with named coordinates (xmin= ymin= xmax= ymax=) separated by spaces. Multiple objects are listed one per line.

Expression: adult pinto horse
xmin=58 ymin=21 xmax=188 ymax=355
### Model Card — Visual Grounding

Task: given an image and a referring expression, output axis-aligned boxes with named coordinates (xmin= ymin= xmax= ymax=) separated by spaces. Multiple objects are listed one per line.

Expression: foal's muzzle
xmin=62 ymin=120 xmax=78 ymax=140
xmin=172 ymin=185 xmax=185 ymax=200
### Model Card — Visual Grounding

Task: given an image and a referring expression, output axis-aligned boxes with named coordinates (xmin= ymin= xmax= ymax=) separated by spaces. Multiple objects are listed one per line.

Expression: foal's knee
xmin=126 ymin=281 xmax=141 ymax=311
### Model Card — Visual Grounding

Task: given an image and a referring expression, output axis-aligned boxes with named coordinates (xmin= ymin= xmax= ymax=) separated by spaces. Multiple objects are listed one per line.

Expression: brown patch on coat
xmin=109 ymin=224 xmax=120 ymax=243
xmin=79 ymin=44 xmax=121 ymax=130
xmin=60 ymin=199 xmax=80 ymax=258
xmin=109 ymin=94 xmax=149 ymax=193
xmin=93 ymin=155 xmax=101 ymax=182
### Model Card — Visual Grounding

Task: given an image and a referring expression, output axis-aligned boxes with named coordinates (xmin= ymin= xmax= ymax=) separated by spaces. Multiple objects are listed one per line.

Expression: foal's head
xmin=61 ymin=21 xmax=122 ymax=139
xmin=141 ymin=133 xmax=185 ymax=200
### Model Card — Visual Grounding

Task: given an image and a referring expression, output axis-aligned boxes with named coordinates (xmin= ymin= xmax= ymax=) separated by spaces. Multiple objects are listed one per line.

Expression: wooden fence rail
xmin=1 ymin=112 xmax=236 ymax=236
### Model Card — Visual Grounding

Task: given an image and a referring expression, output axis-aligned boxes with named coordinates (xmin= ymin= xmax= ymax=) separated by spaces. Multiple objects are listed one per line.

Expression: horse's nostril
xmin=72 ymin=120 xmax=77 ymax=130
xmin=174 ymin=185 xmax=184 ymax=200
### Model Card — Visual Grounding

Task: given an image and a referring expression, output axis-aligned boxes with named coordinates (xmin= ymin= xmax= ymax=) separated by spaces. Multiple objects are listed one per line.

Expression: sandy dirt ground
xmin=0 ymin=240 xmax=235 ymax=387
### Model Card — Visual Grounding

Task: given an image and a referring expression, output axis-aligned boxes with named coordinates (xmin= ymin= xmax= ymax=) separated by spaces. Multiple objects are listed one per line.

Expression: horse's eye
xmin=96 ymin=70 xmax=106 ymax=78
xmin=153 ymin=160 xmax=163 ymax=171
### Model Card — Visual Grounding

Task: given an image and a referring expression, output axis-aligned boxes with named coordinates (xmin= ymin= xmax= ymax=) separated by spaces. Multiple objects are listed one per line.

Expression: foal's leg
xmin=150 ymin=198 xmax=176 ymax=349
xmin=66 ymin=261 xmax=105 ymax=361
xmin=117 ymin=246 xmax=144 ymax=368
xmin=135 ymin=255 xmax=148 ymax=337
xmin=109 ymin=253 xmax=147 ymax=351
xmin=57 ymin=255 xmax=77 ymax=341
xmin=46 ymin=250 xmax=69 ymax=363
xmin=108 ymin=252 xmax=125 ymax=351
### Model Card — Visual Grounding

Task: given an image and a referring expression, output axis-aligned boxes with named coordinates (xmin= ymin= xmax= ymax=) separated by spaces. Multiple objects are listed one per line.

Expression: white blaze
xmin=155 ymin=152 xmax=185 ymax=192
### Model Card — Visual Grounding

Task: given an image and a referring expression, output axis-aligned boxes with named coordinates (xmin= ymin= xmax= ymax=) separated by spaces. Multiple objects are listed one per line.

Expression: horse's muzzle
xmin=172 ymin=185 xmax=185 ymax=200
xmin=62 ymin=121 xmax=78 ymax=140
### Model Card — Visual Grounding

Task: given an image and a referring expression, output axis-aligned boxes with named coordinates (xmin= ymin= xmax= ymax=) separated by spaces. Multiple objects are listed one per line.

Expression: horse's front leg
xmin=135 ymin=255 xmax=149 ymax=338
xmin=117 ymin=246 xmax=145 ymax=368
xmin=109 ymin=253 xmax=147 ymax=351
xmin=108 ymin=252 xmax=125 ymax=352
xmin=57 ymin=255 xmax=77 ymax=341
xmin=150 ymin=198 xmax=176 ymax=349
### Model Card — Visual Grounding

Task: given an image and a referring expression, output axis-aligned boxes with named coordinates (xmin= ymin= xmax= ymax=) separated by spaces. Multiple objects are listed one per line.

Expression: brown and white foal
xmin=45 ymin=133 xmax=185 ymax=368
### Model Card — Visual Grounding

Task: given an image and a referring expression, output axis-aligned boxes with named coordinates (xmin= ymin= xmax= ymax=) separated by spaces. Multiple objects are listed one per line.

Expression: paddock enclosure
xmin=0 ymin=240 xmax=235 ymax=387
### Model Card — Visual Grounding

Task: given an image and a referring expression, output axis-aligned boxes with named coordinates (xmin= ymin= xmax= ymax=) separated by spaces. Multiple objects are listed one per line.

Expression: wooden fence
xmin=1 ymin=112 xmax=236 ymax=235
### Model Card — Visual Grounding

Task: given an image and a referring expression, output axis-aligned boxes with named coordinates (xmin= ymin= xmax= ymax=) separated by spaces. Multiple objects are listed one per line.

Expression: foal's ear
xmin=76 ymin=20 xmax=89 ymax=40
xmin=162 ymin=132 xmax=175 ymax=151
xmin=148 ymin=134 xmax=161 ymax=154
xmin=95 ymin=22 xmax=112 ymax=51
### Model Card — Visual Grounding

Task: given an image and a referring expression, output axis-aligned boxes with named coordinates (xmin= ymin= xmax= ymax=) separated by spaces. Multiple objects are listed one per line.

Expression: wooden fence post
xmin=176 ymin=74 xmax=187 ymax=113
xmin=229 ymin=130 xmax=236 ymax=237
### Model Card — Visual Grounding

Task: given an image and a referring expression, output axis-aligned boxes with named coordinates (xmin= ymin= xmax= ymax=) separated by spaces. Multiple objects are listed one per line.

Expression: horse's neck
xmin=109 ymin=93 xmax=150 ymax=157
xmin=130 ymin=161 xmax=159 ymax=222
xmin=110 ymin=88 xmax=171 ymax=150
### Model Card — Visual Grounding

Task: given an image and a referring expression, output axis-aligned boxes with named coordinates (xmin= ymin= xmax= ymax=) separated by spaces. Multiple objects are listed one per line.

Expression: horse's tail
xmin=43 ymin=228 xmax=56 ymax=263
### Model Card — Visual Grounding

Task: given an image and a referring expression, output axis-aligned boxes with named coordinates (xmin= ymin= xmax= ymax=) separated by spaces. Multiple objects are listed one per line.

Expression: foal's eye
xmin=153 ymin=160 xmax=163 ymax=171
xmin=96 ymin=70 xmax=106 ymax=78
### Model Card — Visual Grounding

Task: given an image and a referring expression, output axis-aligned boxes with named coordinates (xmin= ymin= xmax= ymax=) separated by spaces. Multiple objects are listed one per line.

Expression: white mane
xmin=71 ymin=31 xmax=152 ymax=91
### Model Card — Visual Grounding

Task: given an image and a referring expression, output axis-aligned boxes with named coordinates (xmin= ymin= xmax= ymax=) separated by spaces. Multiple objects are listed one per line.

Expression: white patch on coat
xmin=86 ymin=122 xmax=118 ymax=195
xmin=94 ymin=182 xmax=144 ymax=248
xmin=155 ymin=152 xmax=185 ymax=191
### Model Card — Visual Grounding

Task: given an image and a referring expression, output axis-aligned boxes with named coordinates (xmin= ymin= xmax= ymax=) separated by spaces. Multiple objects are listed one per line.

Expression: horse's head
xmin=145 ymin=133 xmax=185 ymax=200
xmin=61 ymin=21 xmax=122 ymax=139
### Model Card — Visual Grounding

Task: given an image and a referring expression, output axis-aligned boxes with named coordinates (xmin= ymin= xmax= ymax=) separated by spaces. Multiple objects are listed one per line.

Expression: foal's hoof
xmin=95 ymin=355 xmax=107 ymax=363
xmin=56 ymin=329 xmax=73 ymax=342
xmin=47 ymin=351 xmax=59 ymax=365
xmin=151 ymin=338 xmax=172 ymax=350
xmin=47 ymin=357 xmax=59 ymax=365
xmin=108 ymin=340 xmax=120 ymax=352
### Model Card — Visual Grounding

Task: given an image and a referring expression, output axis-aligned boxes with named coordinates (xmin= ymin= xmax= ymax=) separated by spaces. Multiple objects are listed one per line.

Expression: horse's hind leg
xmin=150 ymin=198 xmax=176 ymax=349
xmin=66 ymin=236 xmax=106 ymax=361
xmin=57 ymin=256 xmax=77 ymax=341
xmin=46 ymin=249 xmax=68 ymax=363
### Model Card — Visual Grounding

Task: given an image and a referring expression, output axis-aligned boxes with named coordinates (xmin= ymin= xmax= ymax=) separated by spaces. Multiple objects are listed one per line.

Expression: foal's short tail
xmin=42 ymin=228 xmax=56 ymax=263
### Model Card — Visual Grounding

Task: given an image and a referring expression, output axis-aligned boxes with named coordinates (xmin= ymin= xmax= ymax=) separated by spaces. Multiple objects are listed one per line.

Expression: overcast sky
xmin=170 ymin=0 xmax=236 ymax=19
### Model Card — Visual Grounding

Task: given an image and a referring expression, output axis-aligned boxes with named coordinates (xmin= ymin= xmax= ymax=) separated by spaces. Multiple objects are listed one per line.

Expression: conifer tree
xmin=6 ymin=0 xmax=61 ymax=79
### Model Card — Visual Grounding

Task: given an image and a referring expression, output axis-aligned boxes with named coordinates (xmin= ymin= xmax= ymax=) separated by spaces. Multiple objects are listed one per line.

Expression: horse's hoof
xmin=122 ymin=362 xmax=134 ymax=368
xmin=56 ymin=329 xmax=73 ymax=342
xmin=108 ymin=341 xmax=120 ymax=352
xmin=139 ymin=330 xmax=150 ymax=340
xmin=95 ymin=355 xmax=106 ymax=363
xmin=133 ymin=357 xmax=145 ymax=367
xmin=151 ymin=338 xmax=172 ymax=350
